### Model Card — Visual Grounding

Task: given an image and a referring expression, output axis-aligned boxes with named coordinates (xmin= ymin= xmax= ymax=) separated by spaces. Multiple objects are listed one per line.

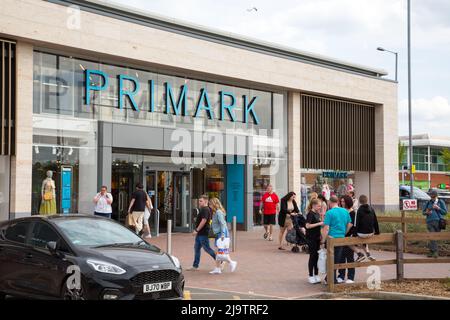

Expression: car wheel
xmin=61 ymin=280 xmax=86 ymax=300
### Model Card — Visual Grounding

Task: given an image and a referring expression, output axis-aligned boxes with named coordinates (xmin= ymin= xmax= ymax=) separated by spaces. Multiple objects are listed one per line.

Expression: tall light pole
xmin=376 ymin=47 xmax=398 ymax=82
xmin=407 ymin=0 xmax=413 ymax=199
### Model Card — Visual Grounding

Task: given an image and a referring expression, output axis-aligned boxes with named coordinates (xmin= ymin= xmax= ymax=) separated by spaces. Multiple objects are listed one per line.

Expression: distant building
xmin=399 ymin=134 xmax=450 ymax=190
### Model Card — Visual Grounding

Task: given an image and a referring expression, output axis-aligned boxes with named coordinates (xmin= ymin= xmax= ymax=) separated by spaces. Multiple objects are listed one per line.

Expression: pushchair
xmin=285 ymin=214 xmax=309 ymax=253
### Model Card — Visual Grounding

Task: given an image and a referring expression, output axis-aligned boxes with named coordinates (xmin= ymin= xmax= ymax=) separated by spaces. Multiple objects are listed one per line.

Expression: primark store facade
xmin=0 ymin=0 xmax=399 ymax=232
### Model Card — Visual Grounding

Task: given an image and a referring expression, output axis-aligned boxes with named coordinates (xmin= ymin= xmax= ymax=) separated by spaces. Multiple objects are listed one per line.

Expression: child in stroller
xmin=285 ymin=214 xmax=309 ymax=253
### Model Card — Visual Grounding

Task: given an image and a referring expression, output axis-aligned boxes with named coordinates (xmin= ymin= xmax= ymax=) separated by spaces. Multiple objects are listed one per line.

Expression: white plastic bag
xmin=318 ymin=248 xmax=327 ymax=274
xmin=216 ymin=237 xmax=230 ymax=262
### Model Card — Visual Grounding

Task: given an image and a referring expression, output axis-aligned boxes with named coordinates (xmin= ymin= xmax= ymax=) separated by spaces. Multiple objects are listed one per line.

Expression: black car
xmin=0 ymin=215 xmax=184 ymax=300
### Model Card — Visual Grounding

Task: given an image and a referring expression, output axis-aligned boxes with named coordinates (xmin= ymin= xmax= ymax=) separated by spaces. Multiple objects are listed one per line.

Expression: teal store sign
xmin=84 ymin=69 xmax=260 ymax=124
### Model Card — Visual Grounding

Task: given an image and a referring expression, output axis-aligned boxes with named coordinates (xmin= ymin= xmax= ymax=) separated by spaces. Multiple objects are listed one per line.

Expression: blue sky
xmin=107 ymin=0 xmax=450 ymax=137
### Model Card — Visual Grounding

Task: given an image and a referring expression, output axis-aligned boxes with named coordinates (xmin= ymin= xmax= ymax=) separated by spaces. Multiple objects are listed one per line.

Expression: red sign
xmin=402 ymin=199 xmax=418 ymax=211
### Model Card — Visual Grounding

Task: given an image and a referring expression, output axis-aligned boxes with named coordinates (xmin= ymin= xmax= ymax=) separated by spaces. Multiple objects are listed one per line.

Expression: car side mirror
xmin=47 ymin=241 xmax=57 ymax=254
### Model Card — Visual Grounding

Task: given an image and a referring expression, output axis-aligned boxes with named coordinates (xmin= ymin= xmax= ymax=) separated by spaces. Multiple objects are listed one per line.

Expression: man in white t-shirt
xmin=93 ymin=186 xmax=113 ymax=218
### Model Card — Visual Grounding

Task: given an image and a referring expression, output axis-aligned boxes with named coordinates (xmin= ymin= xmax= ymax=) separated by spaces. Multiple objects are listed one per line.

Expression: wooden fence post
xmin=327 ymin=239 xmax=335 ymax=292
xmin=401 ymin=210 xmax=407 ymax=252
xmin=395 ymin=230 xmax=404 ymax=281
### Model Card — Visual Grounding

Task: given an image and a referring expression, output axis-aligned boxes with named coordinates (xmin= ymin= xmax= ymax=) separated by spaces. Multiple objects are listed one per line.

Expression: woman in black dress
xmin=278 ymin=192 xmax=300 ymax=250
xmin=305 ymin=198 xmax=324 ymax=284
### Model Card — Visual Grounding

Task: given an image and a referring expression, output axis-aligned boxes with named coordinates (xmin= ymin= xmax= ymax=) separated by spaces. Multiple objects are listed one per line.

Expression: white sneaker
xmin=337 ymin=277 xmax=344 ymax=284
xmin=220 ymin=261 xmax=225 ymax=270
xmin=314 ymin=275 xmax=322 ymax=283
xmin=345 ymin=279 xmax=355 ymax=284
xmin=209 ymin=268 xmax=222 ymax=274
xmin=308 ymin=276 xmax=316 ymax=284
xmin=230 ymin=261 xmax=238 ymax=273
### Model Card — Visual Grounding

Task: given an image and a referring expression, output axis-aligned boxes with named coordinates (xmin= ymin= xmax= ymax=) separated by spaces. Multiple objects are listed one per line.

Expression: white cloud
xmin=398 ymin=96 xmax=450 ymax=136
xmin=107 ymin=0 xmax=450 ymax=138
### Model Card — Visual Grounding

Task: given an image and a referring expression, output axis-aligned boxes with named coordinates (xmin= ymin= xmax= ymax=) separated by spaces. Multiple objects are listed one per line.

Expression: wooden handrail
xmin=326 ymin=231 xmax=450 ymax=292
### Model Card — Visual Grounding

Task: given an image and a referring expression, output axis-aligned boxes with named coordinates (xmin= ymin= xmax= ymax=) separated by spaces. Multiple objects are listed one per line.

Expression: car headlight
xmin=170 ymin=255 xmax=181 ymax=269
xmin=87 ymin=259 xmax=126 ymax=275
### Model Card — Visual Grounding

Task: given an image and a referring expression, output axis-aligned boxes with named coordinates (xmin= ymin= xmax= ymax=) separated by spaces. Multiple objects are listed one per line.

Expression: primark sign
xmin=85 ymin=70 xmax=260 ymax=124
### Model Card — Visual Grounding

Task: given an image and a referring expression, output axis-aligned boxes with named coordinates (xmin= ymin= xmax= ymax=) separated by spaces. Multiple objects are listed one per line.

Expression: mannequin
xmin=337 ymin=179 xmax=348 ymax=197
xmin=321 ymin=178 xmax=331 ymax=201
xmin=300 ymin=176 xmax=308 ymax=216
xmin=347 ymin=178 xmax=355 ymax=193
xmin=39 ymin=170 xmax=57 ymax=215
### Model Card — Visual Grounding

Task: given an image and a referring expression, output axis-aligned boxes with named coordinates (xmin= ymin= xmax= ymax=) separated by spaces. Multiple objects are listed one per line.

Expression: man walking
xmin=127 ymin=183 xmax=147 ymax=234
xmin=93 ymin=186 xmax=113 ymax=218
xmin=423 ymin=190 xmax=447 ymax=258
xmin=321 ymin=196 xmax=353 ymax=284
xmin=260 ymin=185 xmax=279 ymax=241
xmin=187 ymin=195 xmax=216 ymax=271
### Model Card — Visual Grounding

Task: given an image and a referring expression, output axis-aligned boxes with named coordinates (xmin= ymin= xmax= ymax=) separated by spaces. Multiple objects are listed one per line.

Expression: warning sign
xmin=402 ymin=199 xmax=418 ymax=211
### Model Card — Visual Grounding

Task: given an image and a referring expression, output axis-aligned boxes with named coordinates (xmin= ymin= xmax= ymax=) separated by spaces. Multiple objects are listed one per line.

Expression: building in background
xmin=0 ymin=0 xmax=398 ymax=230
xmin=399 ymin=134 xmax=450 ymax=190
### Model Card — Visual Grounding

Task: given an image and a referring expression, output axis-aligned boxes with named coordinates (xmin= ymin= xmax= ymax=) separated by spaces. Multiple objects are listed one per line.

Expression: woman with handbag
xmin=209 ymin=197 xmax=237 ymax=274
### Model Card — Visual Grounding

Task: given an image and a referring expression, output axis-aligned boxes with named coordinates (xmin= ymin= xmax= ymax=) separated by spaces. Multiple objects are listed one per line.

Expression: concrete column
xmin=371 ymin=94 xmax=399 ymax=212
xmin=354 ymin=171 xmax=371 ymax=203
xmin=288 ymin=91 xmax=301 ymax=193
xmin=10 ymin=41 xmax=33 ymax=219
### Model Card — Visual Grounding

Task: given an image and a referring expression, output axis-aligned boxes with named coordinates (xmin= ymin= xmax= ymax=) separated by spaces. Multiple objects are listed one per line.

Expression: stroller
xmin=285 ymin=214 xmax=309 ymax=253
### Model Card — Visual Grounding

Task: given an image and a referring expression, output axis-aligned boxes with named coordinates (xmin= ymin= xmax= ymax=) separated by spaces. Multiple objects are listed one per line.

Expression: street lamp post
xmin=377 ymin=47 xmax=398 ymax=82
xmin=407 ymin=0 xmax=413 ymax=199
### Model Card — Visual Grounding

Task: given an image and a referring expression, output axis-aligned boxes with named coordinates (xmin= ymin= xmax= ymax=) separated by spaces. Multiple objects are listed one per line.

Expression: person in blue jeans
xmin=320 ymin=196 xmax=353 ymax=284
xmin=187 ymin=195 xmax=216 ymax=271
xmin=422 ymin=190 xmax=447 ymax=258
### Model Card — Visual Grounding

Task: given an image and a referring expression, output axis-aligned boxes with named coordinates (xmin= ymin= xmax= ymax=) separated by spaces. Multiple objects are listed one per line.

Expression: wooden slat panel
xmin=329 ymin=233 xmax=395 ymax=246
xmin=404 ymin=232 xmax=450 ymax=241
xmin=403 ymin=258 xmax=450 ymax=264
xmin=334 ymin=259 xmax=397 ymax=270
xmin=0 ymin=40 xmax=15 ymax=156
xmin=300 ymin=94 xmax=375 ymax=171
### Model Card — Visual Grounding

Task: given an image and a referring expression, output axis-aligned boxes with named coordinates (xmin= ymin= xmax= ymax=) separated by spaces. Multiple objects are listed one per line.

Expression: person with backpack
xmin=209 ymin=197 xmax=237 ymax=274
xmin=187 ymin=194 xmax=216 ymax=271
xmin=423 ymin=190 xmax=447 ymax=258
xmin=305 ymin=198 xmax=324 ymax=284
xmin=352 ymin=195 xmax=380 ymax=262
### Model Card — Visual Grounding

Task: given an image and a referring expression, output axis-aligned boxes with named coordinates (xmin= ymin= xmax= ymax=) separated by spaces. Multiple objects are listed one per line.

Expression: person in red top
xmin=260 ymin=185 xmax=280 ymax=241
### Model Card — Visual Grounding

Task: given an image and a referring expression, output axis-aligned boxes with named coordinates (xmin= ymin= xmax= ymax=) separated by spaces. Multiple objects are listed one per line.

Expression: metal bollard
xmin=232 ymin=216 xmax=237 ymax=252
xmin=167 ymin=219 xmax=172 ymax=255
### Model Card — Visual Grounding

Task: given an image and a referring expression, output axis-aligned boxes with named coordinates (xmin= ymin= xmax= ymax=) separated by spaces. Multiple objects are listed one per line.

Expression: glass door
xmin=173 ymin=172 xmax=191 ymax=232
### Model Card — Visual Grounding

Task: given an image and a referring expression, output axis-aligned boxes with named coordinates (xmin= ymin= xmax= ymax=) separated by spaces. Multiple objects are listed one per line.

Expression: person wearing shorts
xmin=260 ymin=185 xmax=280 ymax=241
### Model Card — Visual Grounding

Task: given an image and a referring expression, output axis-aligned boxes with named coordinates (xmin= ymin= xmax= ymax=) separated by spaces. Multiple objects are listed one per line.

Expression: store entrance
xmin=144 ymin=169 xmax=191 ymax=234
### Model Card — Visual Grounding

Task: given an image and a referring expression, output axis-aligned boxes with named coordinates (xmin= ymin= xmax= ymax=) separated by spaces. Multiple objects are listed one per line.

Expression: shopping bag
xmin=215 ymin=237 xmax=230 ymax=262
xmin=318 ymin=248 xmax=327 ymax=274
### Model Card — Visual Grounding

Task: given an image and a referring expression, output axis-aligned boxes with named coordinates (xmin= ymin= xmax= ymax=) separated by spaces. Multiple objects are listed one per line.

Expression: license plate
xmin=143 ymin=281 xmax=172 ymax=293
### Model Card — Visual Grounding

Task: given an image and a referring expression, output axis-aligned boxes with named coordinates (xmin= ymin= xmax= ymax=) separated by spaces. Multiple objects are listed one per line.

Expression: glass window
xmin=53 ymin=217 xmax=158 ymax=251
xmin=30 ymin=222 xmax=61 ymax=249
xmin=5 ymin=221 xmax=31 ymax=244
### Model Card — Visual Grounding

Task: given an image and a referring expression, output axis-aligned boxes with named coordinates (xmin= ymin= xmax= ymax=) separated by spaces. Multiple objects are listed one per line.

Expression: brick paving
xmin=149 ymin=227 xmax=450 ymax=299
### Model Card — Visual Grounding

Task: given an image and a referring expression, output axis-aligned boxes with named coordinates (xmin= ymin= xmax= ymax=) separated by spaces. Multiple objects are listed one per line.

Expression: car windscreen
xmin=53 ymin=218 xmax=159 ymax=251
xmin=412 ymin=187 xmax=431 ymax=199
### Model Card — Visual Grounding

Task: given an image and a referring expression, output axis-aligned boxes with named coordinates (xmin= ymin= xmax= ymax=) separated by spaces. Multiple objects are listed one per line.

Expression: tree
xmin=398 ymin=142 xmax=407 ymax=168
xmin=442 ymin=148 xmax=450 ymax=171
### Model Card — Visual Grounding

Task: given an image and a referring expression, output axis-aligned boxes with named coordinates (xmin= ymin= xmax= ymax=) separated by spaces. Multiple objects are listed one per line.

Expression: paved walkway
xmin=149 ymin=227 xmax=450 ymax=299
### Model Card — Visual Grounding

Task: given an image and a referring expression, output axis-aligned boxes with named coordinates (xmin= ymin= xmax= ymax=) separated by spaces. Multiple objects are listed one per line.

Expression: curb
xmin=297 ymin=291 xmax=450 ymax=300
xmin=349 ymin=291 xmax=450 ymax=300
